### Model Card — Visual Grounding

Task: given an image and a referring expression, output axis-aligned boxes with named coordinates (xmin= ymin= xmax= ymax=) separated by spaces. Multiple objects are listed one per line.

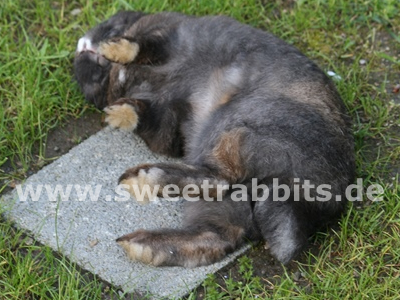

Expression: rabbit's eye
xmin=90 ymin=65 xmax=105 ymax=81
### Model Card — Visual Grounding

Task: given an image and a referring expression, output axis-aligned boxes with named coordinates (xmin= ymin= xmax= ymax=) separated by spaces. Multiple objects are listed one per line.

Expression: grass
xmin=1 ymin=0 xmax=400 ymax=299
xmin=0 ymin=223 xmax=107 ymax=299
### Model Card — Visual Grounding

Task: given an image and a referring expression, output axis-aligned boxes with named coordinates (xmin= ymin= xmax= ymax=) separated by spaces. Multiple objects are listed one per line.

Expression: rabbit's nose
xmin=76 ymin=37 xmax=96 ymax=53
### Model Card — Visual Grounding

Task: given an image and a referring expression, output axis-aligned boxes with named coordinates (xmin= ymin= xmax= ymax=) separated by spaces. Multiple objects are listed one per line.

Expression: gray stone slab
xmin=1 ymin=127 xmax=248 ymax=299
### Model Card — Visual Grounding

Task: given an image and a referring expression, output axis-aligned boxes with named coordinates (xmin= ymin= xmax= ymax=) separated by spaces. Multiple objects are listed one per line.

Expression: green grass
xmin=1 ymin=0 xmax=400 ymax=299
xmin=0 ymin=222 xmax=108 ymax=299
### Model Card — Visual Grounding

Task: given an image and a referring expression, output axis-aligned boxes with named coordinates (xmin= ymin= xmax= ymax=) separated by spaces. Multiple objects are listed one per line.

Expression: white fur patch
xmin=76 ymin=37 xmax=94 ymax=53
xmin=190 ymin=65 xmax=243 ymax=134
xmin=119 ymin=167 xmax=164 ymax=203
xmin=118 ymin=68 xmax=126 ymax=84
xmin=271 ymin=217 xmax=298 ymax=263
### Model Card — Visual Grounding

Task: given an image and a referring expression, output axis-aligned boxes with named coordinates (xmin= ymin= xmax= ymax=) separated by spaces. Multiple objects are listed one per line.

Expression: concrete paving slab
xmin=1 ymin=127 xmax=249 ymax=299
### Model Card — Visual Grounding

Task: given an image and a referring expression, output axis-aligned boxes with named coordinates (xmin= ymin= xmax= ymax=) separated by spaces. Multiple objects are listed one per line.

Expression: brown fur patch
xmin=278 ymin=81 xmax=346 ymax=126
xmin=180 ymin=231 xmax=227 ymax=267
xmin=218 ymin=91 xmax=234 ymax=106
xmin=224 ymin=225 xmax=245 ymax=246
xmin=211 ymin=128 xmax=246 ymax=181
xmin=99 ymin=39 xmax=139 ymax=64
xmin=104 ymin=103 xmax=138 ymax=130
xmin=116 ymin=227 xmax=243 ymax=267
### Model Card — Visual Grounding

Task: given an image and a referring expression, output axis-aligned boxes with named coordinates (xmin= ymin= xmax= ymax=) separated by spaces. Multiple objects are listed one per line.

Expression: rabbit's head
xmin=74 ymin=11 xmax=145 ymax=109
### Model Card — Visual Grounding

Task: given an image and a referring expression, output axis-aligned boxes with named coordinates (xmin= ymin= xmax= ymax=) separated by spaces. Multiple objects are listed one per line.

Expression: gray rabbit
xmin=74 ymin=11 xmax=355 ymax=267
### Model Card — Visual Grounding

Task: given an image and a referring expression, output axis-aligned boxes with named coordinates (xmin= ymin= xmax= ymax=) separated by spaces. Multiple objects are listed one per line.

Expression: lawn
xmin=1 ymin=0 xmax=399 ymax=299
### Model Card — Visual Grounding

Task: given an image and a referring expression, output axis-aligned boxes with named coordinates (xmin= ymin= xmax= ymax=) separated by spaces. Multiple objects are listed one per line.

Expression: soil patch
xmin=44 ymin=111 xmax=104 ymax=159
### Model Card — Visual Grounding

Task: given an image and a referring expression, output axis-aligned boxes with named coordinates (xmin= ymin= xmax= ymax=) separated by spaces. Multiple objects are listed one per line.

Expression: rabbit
xmin=74 ymin=11 xmax=355 ymax=267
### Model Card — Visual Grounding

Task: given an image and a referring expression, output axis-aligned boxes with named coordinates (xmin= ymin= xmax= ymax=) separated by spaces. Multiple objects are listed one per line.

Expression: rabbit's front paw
xmin=98 ymin=38 xmax=139 ymax=64
xmin=104 ymin=100 xmax=139 ymax=130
